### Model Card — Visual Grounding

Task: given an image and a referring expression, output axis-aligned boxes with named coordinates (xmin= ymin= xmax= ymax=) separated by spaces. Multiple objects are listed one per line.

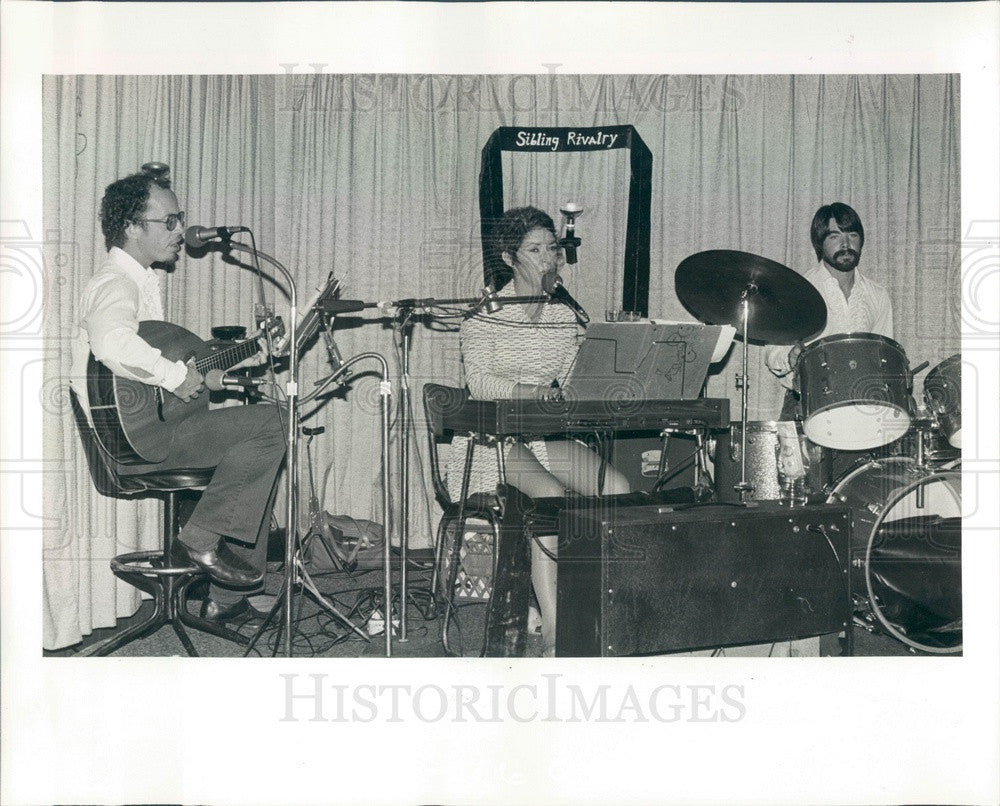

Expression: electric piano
xmin=442 ymin=396 xmax=729 ymax=437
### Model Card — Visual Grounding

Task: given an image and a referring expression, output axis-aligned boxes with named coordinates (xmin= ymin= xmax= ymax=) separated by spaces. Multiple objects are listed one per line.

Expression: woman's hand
xmin=511 ymin=382 xmax=564 ymax=403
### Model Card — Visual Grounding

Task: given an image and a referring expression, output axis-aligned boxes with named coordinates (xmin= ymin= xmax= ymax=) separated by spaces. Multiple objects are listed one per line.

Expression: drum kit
xmin=675 ymin=250 xmax=963 ymax=654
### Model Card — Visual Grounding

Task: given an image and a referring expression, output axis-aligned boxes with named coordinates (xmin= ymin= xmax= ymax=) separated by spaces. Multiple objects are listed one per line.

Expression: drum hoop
xmin=862 ymin=469 xmax=962 ymax=655
xmin=828 ymin=455 xmax=913 ymax=497
xmin=925 ymin=353 xmax=962 ymax=379
xmin=731 ymin=420 xmax=802 ymax=433
xmin=806 ymin=399 xmax=910 ymax=417
xmin=800 ymin=331 xmax=908 ymax=357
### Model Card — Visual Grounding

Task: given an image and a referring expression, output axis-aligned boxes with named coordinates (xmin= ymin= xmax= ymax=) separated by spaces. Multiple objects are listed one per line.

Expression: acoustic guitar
xmin=86 ymin=318 xmax=281 ymax=464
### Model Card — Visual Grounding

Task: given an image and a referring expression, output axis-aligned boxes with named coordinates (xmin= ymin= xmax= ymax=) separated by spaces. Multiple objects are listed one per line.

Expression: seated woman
xmin=447 ymin=206 xmax=630 ymax=656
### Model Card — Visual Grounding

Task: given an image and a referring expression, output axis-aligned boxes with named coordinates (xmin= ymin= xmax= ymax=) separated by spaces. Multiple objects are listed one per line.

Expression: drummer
xmin=765 ymin=202 xmax=894 ymax=421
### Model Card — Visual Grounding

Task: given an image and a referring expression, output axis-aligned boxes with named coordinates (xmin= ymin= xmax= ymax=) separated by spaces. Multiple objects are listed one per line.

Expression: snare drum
xmin=923 ymin=354 xmax=962 ymax=449
xmin=713 ymin=421 xmax=824 ymax=503
xmin=828 ymin=456 xmax=962 ymax=653
xmin=797 ymin=333 xmax=913 ymax=451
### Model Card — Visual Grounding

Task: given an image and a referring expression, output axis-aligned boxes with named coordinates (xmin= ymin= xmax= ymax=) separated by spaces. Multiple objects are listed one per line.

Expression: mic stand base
xmin=242 ymin=557 xmax=370 ymax=657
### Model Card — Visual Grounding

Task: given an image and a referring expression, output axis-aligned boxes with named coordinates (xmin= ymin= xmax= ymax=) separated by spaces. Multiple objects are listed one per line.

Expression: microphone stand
xmin=304 ymin=350 xmax=394 ymax=656
xmin=392 ymin=303 xmax=415 ymax=642
xmin=227 ymin=246 xmax=395 ymax=657
xmin=377 ymin=291 xmax=549 ymax=638
xmin=218 ymin=242 xmax=303 ymax=657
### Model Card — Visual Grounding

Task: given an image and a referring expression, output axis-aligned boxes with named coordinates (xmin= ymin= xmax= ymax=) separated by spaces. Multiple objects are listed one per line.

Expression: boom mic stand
xmin=233 ymin=268 xmax=392 ymax=657
xmin=222 ymin=242 xmax=380 ymax=656
xmin=300 ymin=349 xmax=395 ymax=656
xmin=217 ymin=242 xmax=301 ymax=656
xmin=373 ymin=290 xmax=549 ymax=638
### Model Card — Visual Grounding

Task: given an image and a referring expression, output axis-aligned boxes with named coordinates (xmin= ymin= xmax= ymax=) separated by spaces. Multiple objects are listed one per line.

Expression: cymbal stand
xmin=735 ymin=285 xmax=757 ymax=503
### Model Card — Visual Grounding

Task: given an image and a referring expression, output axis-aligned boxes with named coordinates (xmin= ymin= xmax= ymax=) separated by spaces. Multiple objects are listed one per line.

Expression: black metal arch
xmin=478 ymin=125 xmax=653 ymax=316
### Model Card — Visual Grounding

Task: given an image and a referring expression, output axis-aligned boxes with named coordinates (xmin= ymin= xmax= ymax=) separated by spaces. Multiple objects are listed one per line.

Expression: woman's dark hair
xmin=99 ymin=172 xmax=171 ymax=251
xmin=486 ymin=206 xmax=557 ymax=288
xmin=810 ymin=202 xmax=864 ymax=261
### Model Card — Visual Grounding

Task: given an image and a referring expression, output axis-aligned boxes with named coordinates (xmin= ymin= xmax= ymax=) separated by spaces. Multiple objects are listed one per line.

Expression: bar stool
xmin=70 ymin=389 xmax=249 ymax=656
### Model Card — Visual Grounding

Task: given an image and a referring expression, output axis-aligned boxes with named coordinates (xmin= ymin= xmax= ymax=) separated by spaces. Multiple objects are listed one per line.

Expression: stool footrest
xmin=111 ymin=550 xmax=200 ymax=577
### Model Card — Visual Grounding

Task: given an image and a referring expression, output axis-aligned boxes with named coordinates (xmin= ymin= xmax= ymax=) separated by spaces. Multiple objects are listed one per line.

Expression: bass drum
xmin=828 ymin=457 xmax=962 ymax=654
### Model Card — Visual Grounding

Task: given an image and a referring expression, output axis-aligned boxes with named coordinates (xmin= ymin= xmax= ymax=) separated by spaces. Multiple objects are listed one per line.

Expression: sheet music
xmin=649 ymin=319 xmax=736 ymax=362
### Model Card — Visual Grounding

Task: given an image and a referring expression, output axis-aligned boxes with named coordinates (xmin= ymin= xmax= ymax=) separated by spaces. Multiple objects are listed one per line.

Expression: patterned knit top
xmin=445 ymin=285 xmax=581 ymax=500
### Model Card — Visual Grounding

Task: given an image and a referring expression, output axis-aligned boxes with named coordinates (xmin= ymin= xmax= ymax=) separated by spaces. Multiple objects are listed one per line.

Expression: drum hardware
xmin=651 ymin=426 xmax=712 ymax=494
xmin=675 ymin=250 xmax=827 ymax=502
xmin=909 ymin=412 xmax=961 ymax=507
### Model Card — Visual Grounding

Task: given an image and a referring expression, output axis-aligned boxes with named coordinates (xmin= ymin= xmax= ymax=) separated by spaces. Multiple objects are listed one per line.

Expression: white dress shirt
xmin=70 ymin=247 xmax=188 ymax=413
xmin=765 ymin=261 xmax=893 ymax=387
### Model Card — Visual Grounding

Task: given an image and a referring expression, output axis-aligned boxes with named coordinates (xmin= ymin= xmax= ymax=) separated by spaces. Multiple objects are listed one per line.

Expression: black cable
xmin=808 ymin=523 xmax=843 ymax=570
xmin=530 ymin=531 xmax=559 ymax=562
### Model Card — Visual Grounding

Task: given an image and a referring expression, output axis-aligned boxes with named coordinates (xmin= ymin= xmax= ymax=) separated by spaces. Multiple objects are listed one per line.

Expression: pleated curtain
xmin=42 ymin=73 xmax=960 ymax=649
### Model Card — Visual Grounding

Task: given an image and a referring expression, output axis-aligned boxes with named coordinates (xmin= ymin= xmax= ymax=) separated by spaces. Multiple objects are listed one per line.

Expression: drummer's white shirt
xmin=765 ymin=261 xmax=894 ymax=386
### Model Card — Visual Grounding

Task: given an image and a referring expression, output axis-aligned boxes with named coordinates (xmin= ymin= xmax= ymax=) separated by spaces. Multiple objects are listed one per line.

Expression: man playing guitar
xmin=69 ymin=168 xmax=286 ymax=623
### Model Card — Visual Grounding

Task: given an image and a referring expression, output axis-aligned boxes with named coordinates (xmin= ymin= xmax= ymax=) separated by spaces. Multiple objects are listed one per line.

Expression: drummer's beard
xmin=829 ymin=248 xmax=860 ymax=272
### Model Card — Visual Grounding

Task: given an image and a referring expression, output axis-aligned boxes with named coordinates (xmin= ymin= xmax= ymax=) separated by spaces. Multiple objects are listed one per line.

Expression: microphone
xmin=542 ymin=271 xmax=590 ymax=325
xmin=203 ymin=369 xmax=266 ymax=391
xmin=315 ymin=299 xmax=369 ymax=314
xmin=184 ymin=225 xmax=251 ymax=248
xmin=559 ymin=202 xmax=583 ymax=265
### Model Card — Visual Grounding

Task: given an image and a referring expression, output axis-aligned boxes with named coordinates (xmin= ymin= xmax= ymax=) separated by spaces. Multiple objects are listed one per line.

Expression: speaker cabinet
xmin=556 ymin=502 xmax=851 ymax=657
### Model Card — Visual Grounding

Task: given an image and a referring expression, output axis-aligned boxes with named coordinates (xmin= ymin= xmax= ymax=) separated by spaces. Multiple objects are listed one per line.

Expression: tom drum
xmin=923 ymin=353 xmax=962 ymax=449
xmin=797 ymin=333 xmax=912 ymax=451
xmin=714 ymin=421 xmax=824 ymax=503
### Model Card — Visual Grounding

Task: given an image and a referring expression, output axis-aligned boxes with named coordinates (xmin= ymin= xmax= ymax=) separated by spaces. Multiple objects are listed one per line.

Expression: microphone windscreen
xmin=184 ymin=226 xmax=207 ymax=249
xmin=203 ymin=368 xmax=226 ymax=391
xmin=542 ymin=272 xmax=563 ymax=295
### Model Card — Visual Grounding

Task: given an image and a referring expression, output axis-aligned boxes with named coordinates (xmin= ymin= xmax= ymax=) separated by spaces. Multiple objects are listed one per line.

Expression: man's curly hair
xmin=99 ymin=172 xmax=171 ymax=251
xmin=485 ymin=206 xmax=556 ymax=289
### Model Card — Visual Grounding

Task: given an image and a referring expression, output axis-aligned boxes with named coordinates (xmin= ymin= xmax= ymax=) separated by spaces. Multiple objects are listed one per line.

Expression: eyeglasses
xmin=134 ymin=211 xmax=186 ymax=231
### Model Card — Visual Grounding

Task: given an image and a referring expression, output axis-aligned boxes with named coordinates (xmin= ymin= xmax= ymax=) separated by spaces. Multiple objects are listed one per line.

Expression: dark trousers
xmin=120 ymin=403 xmax=286 ymax=602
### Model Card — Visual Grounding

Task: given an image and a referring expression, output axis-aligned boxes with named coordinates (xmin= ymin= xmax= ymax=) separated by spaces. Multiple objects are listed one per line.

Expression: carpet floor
xmin=46 ymin=547 xmax=930 ymax=659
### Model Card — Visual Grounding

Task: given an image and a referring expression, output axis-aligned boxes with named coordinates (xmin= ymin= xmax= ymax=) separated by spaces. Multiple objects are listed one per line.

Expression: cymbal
xmin=675 ymin=250 xmax=827 ymax=345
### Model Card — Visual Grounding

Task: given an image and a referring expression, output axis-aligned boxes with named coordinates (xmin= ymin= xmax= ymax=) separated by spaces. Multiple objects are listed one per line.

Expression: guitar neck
xmin=194 ymin=339 xmax=259 ymax=374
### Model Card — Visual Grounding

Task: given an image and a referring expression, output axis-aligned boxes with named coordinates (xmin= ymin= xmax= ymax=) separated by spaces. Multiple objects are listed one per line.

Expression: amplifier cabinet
xmin=555 ymin=502 xmax=851 ymax=657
